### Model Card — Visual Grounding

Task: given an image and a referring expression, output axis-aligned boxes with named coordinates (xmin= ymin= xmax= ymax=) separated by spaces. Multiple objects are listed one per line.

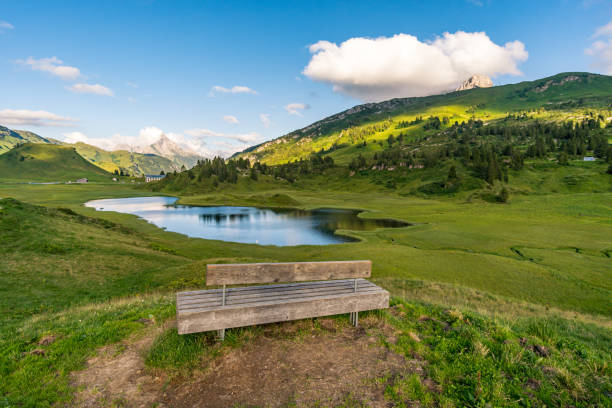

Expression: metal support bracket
xmin=218 ymin=285 xmax=226 ymax=341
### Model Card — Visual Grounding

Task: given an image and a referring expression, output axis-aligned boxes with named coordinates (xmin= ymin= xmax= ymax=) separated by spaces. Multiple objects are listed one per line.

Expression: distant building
xmin=583 ymin=156 xmax=596 ymax=161
xmin=76 ymin=178 xmax=88 ymax=183
xmin=145 ymin=174 xmax=166 ymax=182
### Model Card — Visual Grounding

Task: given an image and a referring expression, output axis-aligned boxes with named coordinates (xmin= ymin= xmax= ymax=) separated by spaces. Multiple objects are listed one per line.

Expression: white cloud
xmin=68 ymin=83 xmax=114 ymax=96
xmin=16 ymin=57 xmax=81 ymax=81
xmin=594 ymin=20 xmax=612 ymax=38
xmin=126 ymin=82 xmax=138 ymax=88
xmin=185 ymin=128 xmax=260 ymax=144
xmin=209 ymin=85 xmax=258 ymax=96
xmin=62 ymin=131 xmax=93 ymax=144
xmin=222 ymin=115 xmax=239 ymax=124
xmin=0 ymin=109 xmax=76 ymax=127
xmin=0 ymin=20 xmax=14 ymax=32
xmin=284 ymin=103 xmax=310 ymax=116
xmin=62 ymin=126 xmax=260 ymax=158
xmin=303 ymin=31 xmax=528 ymax=101
xmin=587 ymin=20 xmax=612 ymax=74
xmin=259 ymin=113 xmax=272 ymax=128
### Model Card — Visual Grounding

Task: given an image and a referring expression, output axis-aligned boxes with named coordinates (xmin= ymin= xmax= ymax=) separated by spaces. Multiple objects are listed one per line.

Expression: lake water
xmin=84 ymin=196 xmax=407 ymax=246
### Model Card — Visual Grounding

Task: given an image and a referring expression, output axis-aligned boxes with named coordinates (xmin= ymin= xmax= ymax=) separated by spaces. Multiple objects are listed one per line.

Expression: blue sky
xmin=0 ymin=0 xmax=611 ymax=157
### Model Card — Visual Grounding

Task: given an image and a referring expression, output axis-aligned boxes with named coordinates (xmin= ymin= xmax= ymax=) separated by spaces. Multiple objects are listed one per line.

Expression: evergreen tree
xmin=498 ymin=187 xmax=509 ymax=203
xmin=447 ymin=165 xmax=457 ymax=181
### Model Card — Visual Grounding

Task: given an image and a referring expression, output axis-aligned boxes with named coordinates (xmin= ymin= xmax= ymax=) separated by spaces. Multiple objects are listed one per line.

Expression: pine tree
xmin=447 ymin=165 xmax=457 ymax=181
xmin=499 ymin=187 xmax=509 ymax=203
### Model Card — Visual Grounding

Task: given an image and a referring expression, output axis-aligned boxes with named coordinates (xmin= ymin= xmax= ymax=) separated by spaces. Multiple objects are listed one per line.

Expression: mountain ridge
xmin=0 ymin=126 xmax=197 ymax=175
xmin=0 ymin=143 xmax=112 ymax=181
xmin=234 ymin=72 xmax=612 ymax=164
xmin=135 ymin=134 xmax=200 ymax=169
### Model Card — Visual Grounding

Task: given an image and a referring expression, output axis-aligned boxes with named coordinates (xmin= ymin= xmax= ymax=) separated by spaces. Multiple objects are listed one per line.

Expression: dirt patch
xmin=164 ymin=316 xmax=415 ymax=407
xmin=71 ymin=323 xmax=169 ymax=408
xmin=72 ymin=316 xmax=421 ymax=407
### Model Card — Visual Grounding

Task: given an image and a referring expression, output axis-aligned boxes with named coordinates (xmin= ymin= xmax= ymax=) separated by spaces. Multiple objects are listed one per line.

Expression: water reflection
xmin=85 ymin=196 xmax=408 ymax=246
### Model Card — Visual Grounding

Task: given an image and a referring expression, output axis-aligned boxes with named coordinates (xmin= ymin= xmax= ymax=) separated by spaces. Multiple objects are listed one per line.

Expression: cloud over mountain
xmin=209 ymin=85 xmax=258 ymax=96
xmin=303 ymin=31 xmax=528 ymax=101
xmin=260 ymin=113 xmax=272 ymax=128
xmin=0 ymin=20 xmax=13 ymax=32
xmin=586 ymin=19 xmax=612 ymax=74
xmin=68 ymin=83 xmax=114 ymax=96
xmin=222 ymin=115 xmax=239 ymax=124
xmin=285 ymin=103 xmax=310 ymax=116
xmin=62 ymin=126 xmax=260 ymax=158
xmin=16 ymin=57 xmax=81 ymax=81
xmin=0 ymin=109 xmax=75 ymax=127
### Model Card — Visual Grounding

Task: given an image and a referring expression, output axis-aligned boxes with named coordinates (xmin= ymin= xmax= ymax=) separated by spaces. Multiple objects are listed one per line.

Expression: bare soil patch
xmin=72 ymin=321 xmax=169 ymax=408
xmin=72 ymin=315 xmax=421 ymax=407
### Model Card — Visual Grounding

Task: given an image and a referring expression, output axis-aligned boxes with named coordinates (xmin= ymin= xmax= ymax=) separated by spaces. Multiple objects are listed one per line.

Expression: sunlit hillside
xmin=235 ymin=73 xmax=612 ymax=165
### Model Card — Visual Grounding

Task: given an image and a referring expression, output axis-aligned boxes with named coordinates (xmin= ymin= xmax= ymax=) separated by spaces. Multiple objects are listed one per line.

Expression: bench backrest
xmin=206 ymin=260 xmax=371 ymax=286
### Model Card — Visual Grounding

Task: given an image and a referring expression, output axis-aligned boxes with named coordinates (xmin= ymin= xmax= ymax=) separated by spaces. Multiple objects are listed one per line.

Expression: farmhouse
xmin=145 ymin=174 xmax=166 ymax=182
xmin=76 ymin=178 xmax=88 ymax=183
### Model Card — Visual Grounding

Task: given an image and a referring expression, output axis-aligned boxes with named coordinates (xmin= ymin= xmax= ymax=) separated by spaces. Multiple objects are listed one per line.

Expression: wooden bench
xmin=176 ymin=260 xmax=389 ymax=339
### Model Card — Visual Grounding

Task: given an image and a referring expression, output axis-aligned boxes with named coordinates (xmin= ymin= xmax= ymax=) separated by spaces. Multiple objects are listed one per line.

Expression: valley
xmin=1 ymin=71 xmax=611 ymax=407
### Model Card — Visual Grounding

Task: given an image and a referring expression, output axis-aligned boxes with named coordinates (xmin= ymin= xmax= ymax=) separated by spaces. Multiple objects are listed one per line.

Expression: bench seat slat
xmin=178 ymin=285 xmax=383 ymax=310
xmin=177 ymin=279 xmax=376 ymax=304
xmin=179 ymin=278 xmax=367 ymax=296
xmin=177 ymin=289 xmax=389 ymax=334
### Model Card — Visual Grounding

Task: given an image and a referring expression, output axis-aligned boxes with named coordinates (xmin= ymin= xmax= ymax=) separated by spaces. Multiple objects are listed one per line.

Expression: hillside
xmin=0 ymin=126 xmax=190 ymax=175
xmin=235 ymin=72 xmax=612 ymax=165
xmin=0 ymin=143 xmax=112 ymax=182
xmin=71 ymin=142 xmax=178 ymax=176
xmin=0 ymin=125 xmax=59 ymax=153
xmin=157 ymin=72 xmax=611 ymax=199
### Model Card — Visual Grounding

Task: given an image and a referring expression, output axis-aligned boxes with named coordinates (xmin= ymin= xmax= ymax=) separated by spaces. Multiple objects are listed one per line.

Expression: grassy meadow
xmin=1 ymin=72 xmax=611 ymax=407
xmin=0 ymin=177 xmax=610 ymax=406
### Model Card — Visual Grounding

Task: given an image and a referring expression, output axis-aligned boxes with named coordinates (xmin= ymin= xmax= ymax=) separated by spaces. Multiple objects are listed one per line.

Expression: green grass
xmin=384 ymin=300 xmax=611 ymax=407
xmin=145 ymin=302 xmax=611 ymax=407
xmin=0 ymin=143 xmax=112 ymax=182
xmin=0 ymin=175 xmax=610 ymax=406
xmin=236 ymin=72 xmax=612 ymax=165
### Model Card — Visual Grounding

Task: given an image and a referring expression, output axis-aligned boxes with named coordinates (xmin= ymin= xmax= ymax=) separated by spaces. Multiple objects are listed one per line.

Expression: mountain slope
xmin=71 ymin=142 xmax=178 ymax=175
xmin=136 ymin=134 xmax=200 ymax=169
xmin=0 ymin=125 xmax=59 ymax=154
xmin=0 ymin=143 xmax=112 ymax=181
xmin=0 ymin=126 xmax=182 ymax=175
xmin=235 ymin=72 xmax=612 ymax=165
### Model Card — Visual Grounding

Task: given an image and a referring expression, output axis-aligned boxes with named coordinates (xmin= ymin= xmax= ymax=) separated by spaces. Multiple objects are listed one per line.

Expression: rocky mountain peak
xmin=455 ymin=74 xmax=494 ymax=91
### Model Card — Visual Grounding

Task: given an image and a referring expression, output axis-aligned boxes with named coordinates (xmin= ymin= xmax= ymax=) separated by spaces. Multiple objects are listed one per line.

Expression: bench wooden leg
xmin=218 ymin=328 xmax=225 ymax=341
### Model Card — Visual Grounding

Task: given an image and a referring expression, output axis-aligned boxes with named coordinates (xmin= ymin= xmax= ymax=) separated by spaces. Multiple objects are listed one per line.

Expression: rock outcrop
xmin=455 ymin=75 xmax=493 ymax=91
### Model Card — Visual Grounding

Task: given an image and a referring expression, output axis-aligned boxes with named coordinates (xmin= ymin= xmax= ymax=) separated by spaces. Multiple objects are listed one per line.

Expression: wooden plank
xmin=177 ymin=281 xmax=378 ymax=306
xmin=180 ymin=278 xmax=367 ymax=297
xmin=206 ymin=260 xmax=371 ymax=285
xmin=177 ymin=290 xmax=389 ymax=334
xmin=178 ymin=279 xmax=376 ymax=303
xmin=178 ymin=286 xmax=384 ymax=311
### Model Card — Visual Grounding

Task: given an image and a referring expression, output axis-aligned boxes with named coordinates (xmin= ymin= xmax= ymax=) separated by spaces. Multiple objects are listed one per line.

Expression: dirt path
xmin=72 ymin=321 xmax=169 ymax=407
xmin=72 ymin=316 xmax=421 ymax=407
